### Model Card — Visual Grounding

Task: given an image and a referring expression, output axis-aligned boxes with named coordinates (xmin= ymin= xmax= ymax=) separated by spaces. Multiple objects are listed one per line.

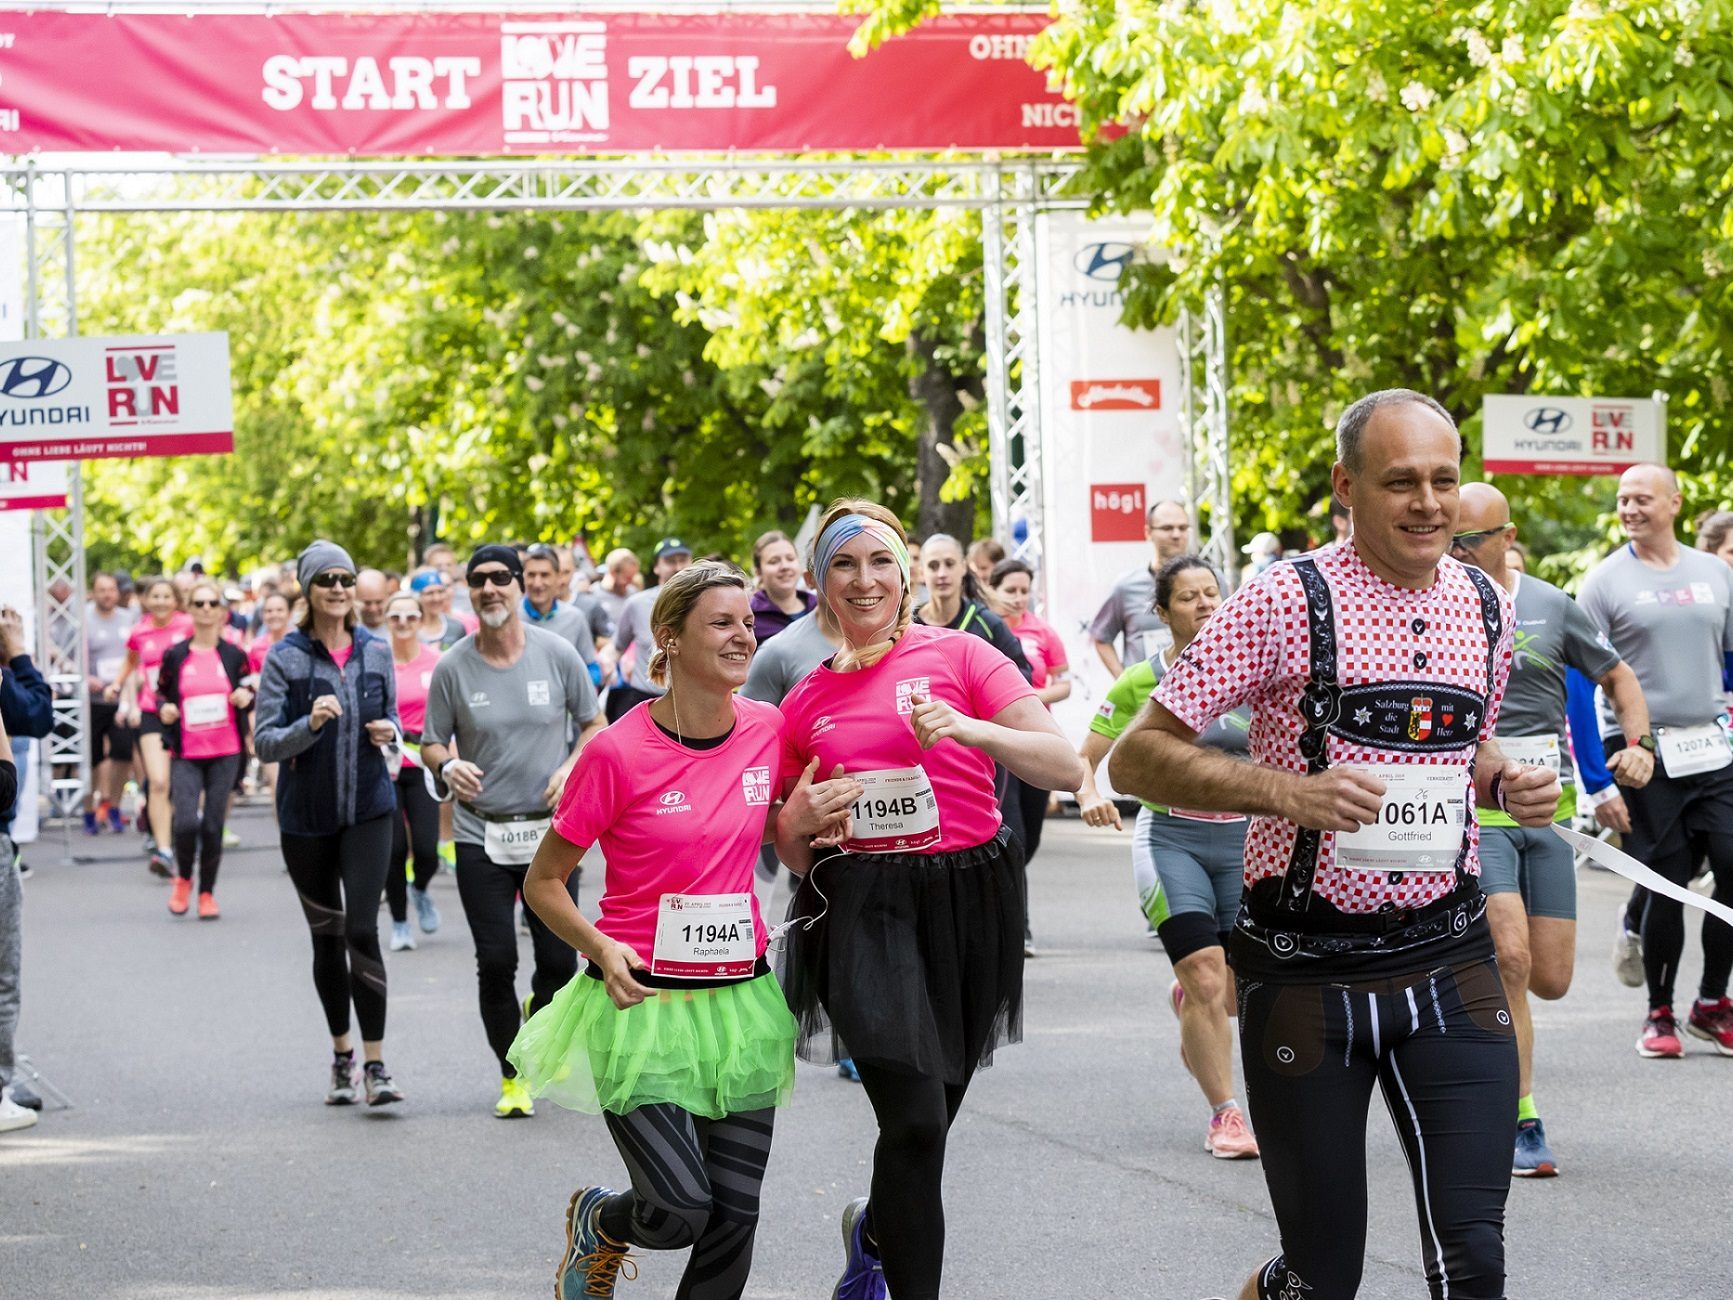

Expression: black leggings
xmin=281 ymin=815 xmax=394 ymax=1042
xmin=170 ymin=753 xmax=240 ymax=893
xmin=453 ymin=843 xmax=579 ymax=1074
xmin=999 ymin=774 xmax=1049 ymax=865
xmin=597 ymin=1103 xmax=775 ymax=1300
xmin=852 ymin=1060 xmax=975 ymax=1300
xmin=386 ymin=768 xmax=442 ymax=924
xmin=1239 ymin=959 xmax=1517 ymax=1300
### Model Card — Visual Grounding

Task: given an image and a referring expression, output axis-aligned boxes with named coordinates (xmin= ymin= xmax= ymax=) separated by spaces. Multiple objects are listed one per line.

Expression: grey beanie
xmin=296 ymin=539 xmax=356 ymax=592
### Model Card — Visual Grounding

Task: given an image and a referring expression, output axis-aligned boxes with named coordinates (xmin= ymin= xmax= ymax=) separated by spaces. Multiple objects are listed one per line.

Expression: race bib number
xmin=844 ymin=766 xmax=942 ymax=854
xmin=1657 ymin=723 xmax=1733 ymax=778
xmin=483 ymin=815 xmax=551 ymax=866
xmin=1498 ymin=733 xmax=1561 ymax=774
xmin=145 ymin=665 xmax=161 ymax=692
xmin=182 ymin=694 xmax=229 ymax=729
xmin=1334 ymin=766 xmax=1468 ymax=873
xmin=652 ymin=892 xmax=757 ymax=979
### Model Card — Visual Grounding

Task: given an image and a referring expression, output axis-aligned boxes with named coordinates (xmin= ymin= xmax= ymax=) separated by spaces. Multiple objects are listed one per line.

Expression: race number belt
xmin=1656 ymin=722 xmax=1733 ymax=778
xmin=651 ymin=892 xmax=757 ymax=979
xmin=182 ymin=693 xmax=229 ymax=729
xmin=1333 ymin=765 xmax=1468 ymax=873
xmin=464 ymin=806 xmax=551 ymax=866
xmin=1496 ymin=733 xmax=1561 ymax=774
xmin=843 ymin=766 xmax=941 ymax=854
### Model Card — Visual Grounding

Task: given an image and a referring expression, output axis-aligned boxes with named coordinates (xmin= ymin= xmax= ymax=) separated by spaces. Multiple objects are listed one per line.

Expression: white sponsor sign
xmin=1034 ymin=212 xmax=1186 ymax=779
xmin=0 ymin=332 xmax=234 ymax=462
xmin=0 ymin=457 xmax=67 ymax=512
xmin=1483 ymin=394 xmax=1664 ymax=476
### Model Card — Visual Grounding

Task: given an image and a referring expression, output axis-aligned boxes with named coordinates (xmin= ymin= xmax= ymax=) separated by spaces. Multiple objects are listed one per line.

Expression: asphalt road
xmin=5 ymin=807 xmax=1727 ymax=1299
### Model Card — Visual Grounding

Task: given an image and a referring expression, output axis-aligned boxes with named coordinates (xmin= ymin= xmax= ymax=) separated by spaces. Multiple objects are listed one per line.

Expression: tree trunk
xmin=908 ymin=330 xmax=975 ymax=544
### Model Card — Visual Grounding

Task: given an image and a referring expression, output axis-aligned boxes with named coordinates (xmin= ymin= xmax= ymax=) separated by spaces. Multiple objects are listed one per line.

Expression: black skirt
xmin=777 ymin=826 xmax=1025 ymax=1084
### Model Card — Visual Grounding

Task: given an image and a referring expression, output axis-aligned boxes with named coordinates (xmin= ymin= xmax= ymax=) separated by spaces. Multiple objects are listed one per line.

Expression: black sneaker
xmin=7 ymin=1078 xmax=41 ymax=1110
xmin=325 ymin=1056 xmax=360 ymax=1106
xmin=364 ymin=1061 xmax=404 ymax=1107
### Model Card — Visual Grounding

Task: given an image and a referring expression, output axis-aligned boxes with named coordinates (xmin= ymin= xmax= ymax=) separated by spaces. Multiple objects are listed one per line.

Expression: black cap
xmin=654 ymin=537 xmax=692 ymax=561
xmin=468 ymin=544 xmax=524 ymax=584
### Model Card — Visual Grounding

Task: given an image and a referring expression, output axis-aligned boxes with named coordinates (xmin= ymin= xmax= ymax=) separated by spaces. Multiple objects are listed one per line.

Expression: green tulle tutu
xmin=507 ymin=969 xmax=797 ymax=1118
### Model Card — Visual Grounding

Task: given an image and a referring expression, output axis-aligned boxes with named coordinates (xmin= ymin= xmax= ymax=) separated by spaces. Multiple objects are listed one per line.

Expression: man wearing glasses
xmin=519 ymin=544 xmax=602 ymax=688
xmin=1452 ymin=482 xmax=1652 ymax=1177
xmin=420 ymin=545 xmax=604 ymax=1118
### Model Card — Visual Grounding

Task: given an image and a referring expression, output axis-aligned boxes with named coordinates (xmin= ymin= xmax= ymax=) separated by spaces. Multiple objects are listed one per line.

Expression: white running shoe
xmin=1 ymin=1094 xmax=40 ymax=1133
xmin=390 ymin=921 xmax=416 ymax=952
xmin=1612 ymin=920 xmax=1644 ymax=989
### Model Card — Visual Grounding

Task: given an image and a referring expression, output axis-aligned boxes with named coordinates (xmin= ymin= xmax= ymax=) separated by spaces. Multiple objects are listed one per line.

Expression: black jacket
xmin=156 ymin=638 xmax=252 ymax=758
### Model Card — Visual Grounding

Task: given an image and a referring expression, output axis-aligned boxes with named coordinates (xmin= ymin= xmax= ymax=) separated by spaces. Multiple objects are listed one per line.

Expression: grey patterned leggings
xmin=598 ymin=1103 xmax=776 ymax=1300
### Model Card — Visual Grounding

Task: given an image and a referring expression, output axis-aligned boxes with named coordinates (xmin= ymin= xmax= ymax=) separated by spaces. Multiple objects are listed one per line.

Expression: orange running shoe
xmin=197 ymin=892 xmax=220 ymax=921
xmin=168 ymin=877 xmax=192 ymax=915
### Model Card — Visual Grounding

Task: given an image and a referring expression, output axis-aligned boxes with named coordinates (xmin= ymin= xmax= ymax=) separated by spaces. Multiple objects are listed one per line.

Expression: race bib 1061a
xmin=1334 ymin=765 xmax=1467 ymax=873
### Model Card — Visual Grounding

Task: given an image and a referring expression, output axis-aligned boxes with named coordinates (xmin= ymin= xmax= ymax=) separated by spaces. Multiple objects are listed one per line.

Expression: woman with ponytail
xmin=775 ymin=500 xmax=1086 ymax=1300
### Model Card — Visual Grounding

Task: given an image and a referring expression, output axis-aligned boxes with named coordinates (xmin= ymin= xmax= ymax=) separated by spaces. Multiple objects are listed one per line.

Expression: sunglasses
xmin=311 ymin=571 xmax=357 ymax=589
xmin=467 ymin=569 xmax=517 ymax=588
xmin=1449 ymin=527 xmax=1505 ymax=551
xmin=189 ymin=598 xmax=224 ymax=609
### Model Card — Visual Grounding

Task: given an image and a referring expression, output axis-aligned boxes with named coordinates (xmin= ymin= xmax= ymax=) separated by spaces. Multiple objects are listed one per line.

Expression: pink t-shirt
xmin=392 ymin=644 xmax=443 ymax=739
xmin=455 ymin=609 xmax=480 ymax=635
xmin=127 ymin=613 xmax=194 ymax=714
xmin=777 ymin=622 xmax=1036 ymax=853
xmin=328 ymin=643 xmax=353 ymax=670
xmin=1007 ymin=612 xmax=1068 ymax=691
xmin=552 ymin=697 xmax=782 ymax=961
xmin=247 ymin=633 xmax=278 ymax=677
xmin=176 ymin=645 xmax=242 ymax=760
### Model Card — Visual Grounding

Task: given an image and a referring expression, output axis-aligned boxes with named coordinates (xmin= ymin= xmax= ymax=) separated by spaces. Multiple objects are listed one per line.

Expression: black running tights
xmin=1239 ymin=959 xmax=1517 ymax=1300
xmin=597 ymin=1103 xmax=775 ymax=1300
xmin=386 ymin=768 xmax=442 ymax=923
xmin=170 ymin=753 xmax=240 ymax=893
xmin=281 ymin=815 xmax=393 ymax=1042
xmin=852 ymin=1061 xmax=975 ymax=1300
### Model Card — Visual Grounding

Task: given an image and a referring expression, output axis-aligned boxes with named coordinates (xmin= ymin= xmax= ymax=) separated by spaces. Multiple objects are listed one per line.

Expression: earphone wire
xmin=766 ymin=846 xmax=847 ymax=947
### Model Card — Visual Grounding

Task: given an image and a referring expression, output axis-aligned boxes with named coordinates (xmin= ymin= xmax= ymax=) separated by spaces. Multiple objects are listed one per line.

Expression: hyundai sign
xmin=0 ymin=333 xmax=233 ymax=462
xmin=1482 ymin=394 xmax=1664 ymax=476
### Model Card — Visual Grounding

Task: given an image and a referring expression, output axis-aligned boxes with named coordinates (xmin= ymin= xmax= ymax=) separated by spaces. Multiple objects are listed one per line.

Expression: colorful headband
xmin=812 ymin=514 xmax=911 ymax=586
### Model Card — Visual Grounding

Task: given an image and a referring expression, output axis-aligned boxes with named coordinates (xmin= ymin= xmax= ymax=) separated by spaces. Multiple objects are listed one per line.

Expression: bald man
xmin=1453 ymin=483 xmax=1652 ymax=1175
xmin=1579 ymin=462 xmax=1733 ymax=1062
xmin=355 ymin=569 xmax=392 ymax=631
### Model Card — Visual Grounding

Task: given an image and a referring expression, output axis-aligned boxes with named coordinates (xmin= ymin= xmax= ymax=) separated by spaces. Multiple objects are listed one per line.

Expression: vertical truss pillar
xmin=1179 ymin=281 xmax=1233 ymax=586
xmin=982 ymin=162 xmax=1044 ymax=591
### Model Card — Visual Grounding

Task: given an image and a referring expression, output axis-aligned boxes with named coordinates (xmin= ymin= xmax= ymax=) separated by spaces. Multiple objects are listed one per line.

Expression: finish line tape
xmin=1553 ymin=824 xmax=1733 ymax=929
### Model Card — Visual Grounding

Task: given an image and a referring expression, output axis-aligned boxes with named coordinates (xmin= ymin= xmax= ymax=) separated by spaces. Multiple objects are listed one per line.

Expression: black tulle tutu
xmin=777 ymin=826 xmax=1025 ymax=1084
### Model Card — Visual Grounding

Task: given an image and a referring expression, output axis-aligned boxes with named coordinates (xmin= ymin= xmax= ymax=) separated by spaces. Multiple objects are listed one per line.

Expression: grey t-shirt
xmin=612 ymin=587 xmax=666 ymax=696
xmin=1497 ymin=573 xmax=1621 ymax=748
xmin=1579 ymin=544 xmax=1733 ymax=733
xmin=571 ymin=591 xmax=615 ymax=641
xmin=741 ymin=612 xmax=836 ymax=706
xmin=422 ymin=626 xmax=600 ymax=846
xmin=1088 ymin=564 xmax=1173 ymax=664
xmin=86 ymin=604 xmax=138 ymax=684
xmin=521 ymin=602 xmax=598 ymax=666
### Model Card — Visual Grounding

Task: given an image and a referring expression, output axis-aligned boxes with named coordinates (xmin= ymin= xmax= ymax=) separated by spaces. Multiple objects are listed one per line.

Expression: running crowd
xmin=2 ymin=387 xmax=1731 ymax=1300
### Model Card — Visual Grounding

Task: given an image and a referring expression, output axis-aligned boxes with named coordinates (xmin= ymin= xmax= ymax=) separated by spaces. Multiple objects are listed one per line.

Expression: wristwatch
xmin=1626 ymin=734 xmax=1656 ymax=752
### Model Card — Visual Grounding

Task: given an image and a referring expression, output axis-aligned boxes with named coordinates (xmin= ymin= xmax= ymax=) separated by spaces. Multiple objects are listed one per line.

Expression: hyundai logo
xmin=659 ymin=790 xmax=687 ymax=806
xmin=0 ymin=357 xmax=72 ymax=399
xmin=1073 ymin=241 xmax=1137 ymax=282
xmin=1523 ymin=407 xmax=1572 ymax=435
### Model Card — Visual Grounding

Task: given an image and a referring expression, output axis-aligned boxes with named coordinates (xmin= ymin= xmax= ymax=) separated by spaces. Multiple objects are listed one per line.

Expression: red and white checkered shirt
xmin=1153 ymin=542 xmax=1515 ymax=913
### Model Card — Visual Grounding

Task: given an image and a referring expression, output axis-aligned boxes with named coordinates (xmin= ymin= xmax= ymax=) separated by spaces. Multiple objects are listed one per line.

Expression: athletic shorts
xmin=1606 ymin=735 xmax=1733 ymax=868
xmin=1476 ymin=824 xmax=1577 ymax=920
xmin=138 ymin=712 xmax=168 ymax=740
xmin=89 ymin=700 xmax=135 ymax=765
xmin=1132 ymin=808 xmax=1246 ymax=964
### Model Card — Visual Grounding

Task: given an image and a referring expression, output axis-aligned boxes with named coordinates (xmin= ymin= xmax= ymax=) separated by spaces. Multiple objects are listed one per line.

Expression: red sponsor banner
xmin=1069 ymin=378 xmax=1162 ymax=411
xmin=0 ymin=458 xmax=67 ymax=510
xmin=1090 ymin=483 xmax=1146 ymax=543
xmin=0 ymin=11 xmax=1080 ymax=156
xmin=1482 ymin=458 xmax=1644 ymax=476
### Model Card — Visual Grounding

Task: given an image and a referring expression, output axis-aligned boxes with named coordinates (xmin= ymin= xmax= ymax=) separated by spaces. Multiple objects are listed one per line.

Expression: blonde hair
xmin=647 ymin=561 xmax=750 ymax=687
xmin=187 ymin=578 xmax=226 ymax=608
xmin=810 ymin=498 xmax=912 ymax=672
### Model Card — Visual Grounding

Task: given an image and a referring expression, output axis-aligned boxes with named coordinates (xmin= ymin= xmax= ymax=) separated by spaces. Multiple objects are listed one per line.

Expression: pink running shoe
xmin=1687 ymin=997 xmax=1733 ymax=1056
xmin=1206 ymin=1106 xmax=1260 ymax=1160
xmin=1637 ymin=1007 xmax=1684 ymax=1059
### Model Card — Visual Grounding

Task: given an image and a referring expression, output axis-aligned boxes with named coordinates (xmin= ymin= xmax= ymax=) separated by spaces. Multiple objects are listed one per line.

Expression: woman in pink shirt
xmin=384 ymin=590 xmax=444 ymax=951
xmin=246 ymin=591 xmax=292 ymax=809
xmin=115 ymin=577 xmax=194 ymax=876
xmin=155 ymin=580 xmax=252 ymax=919
xmin=508 ymin=562 xmax=856 ymax=1300
xmin=774 ymin=500 xmax=1085 ymax=1300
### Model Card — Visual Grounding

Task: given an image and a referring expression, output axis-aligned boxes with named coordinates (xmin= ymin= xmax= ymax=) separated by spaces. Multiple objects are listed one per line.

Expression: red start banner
xmin=0 ymin=11 xmax=1080 ymax=156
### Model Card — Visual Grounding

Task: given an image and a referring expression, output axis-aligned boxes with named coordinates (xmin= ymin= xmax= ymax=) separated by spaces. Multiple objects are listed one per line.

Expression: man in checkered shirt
xmin=1110 ymin=389 xmax=1559 ymax=1300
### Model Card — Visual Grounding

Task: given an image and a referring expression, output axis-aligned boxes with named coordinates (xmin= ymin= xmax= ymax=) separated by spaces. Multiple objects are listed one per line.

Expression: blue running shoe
xmin=837 ymin=1057 xmax=862 ymax=1083
xmin=1512 ymin=1117 xmax=1559 ymax=1178
xmin=82 ymin=811 xmax=99 ymax=836
xmin=832 ymin=1196 xmax=886 ymax=1300
xmin=412 ymin=885 xmax=441 ymax=935
xmin=558 ymin=1186 xmax=636 ymax=1299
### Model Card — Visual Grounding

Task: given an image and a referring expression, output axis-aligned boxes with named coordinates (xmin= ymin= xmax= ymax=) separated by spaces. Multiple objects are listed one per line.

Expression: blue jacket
xmin=1 ymin=655 xmax=53 ymax=741
xmin=253 ymin=625 xmax=399 ymax=836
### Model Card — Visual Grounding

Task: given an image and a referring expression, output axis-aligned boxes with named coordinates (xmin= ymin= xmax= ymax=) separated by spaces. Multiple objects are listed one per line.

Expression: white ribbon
xmin=1553 ymin=825 xmax=1733 ymax=929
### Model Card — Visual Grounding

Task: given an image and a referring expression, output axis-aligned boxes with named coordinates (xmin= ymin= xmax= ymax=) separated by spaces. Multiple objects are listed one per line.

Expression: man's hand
xmin=1594 ymin=793 xmax=1632 ymax=835
xmin=1499 ymin=761 xmax=1561 ymax=828
xmin=1283 ymin=768 xmax=1387 ymax=832
xmin=543 ymin=760 xmax=575 ymax=809
xmin=443 ymin=759 xmax=485 ymax=801
xmin=308 ymin=694 xmax=343 ymax=732
xmin=1607 ymin=745 xmax=1655 ymax=790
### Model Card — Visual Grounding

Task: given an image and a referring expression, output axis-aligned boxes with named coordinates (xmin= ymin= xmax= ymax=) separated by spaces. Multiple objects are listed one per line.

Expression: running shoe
xmin=197 ymin=892 xmax=219 ymax=921
xmin=412 ymin=885 xmax=440 ymax=935
xmin=1205 ymin=1106 xmax=1260 ymax=1160
xmin=7 ymin=1079 xmax=41 ymax=1110
xmin=82 ymin=810 xmax=99 ymax=836
xmin=105 ymin=804 xmax=124 ymax=834
xmin=1636 ymin=1006 xmax=1684 ymax=1058
xmin=837 ymin=1058 xmax=861 ymax=1083
xmin=1687 ymin=997 xmax=1733 ymax=1056
xmin=389 ymin=921 xmax=415 ymax=952
xmin=364 ymin=1061 xmax=404 ymax=1106
xmin=0 ymin=1094 xmax=38 ymax=1133
xmin=168 ymin=877 xmax=192 ymax=916
xmin=437 ymin=840 xmax=456 ymax=869
xmin=831 ymin=1196 xmax=886 ymax=1300
xmin=1512 ymin=1117 xmax=1559 ymax=1177
xmin=558 ymin=1186 xmax=637 ymax=1300
xmin=221 ymin=828 xmax=241 ymax=849
xmin=495 ymin=1075 xmax=534 ymax=1119
xmin=1612 ymin=921 xmax=1645 ymax=988
xmin=148 ymin=847 xmax=173 ymax=879
xmin=325 ymin=1056 xmax=360 ymax=1106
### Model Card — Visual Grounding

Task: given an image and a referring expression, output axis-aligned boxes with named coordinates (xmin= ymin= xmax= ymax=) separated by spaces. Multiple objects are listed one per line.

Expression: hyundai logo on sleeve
xmin=1073 ymin=241 xmax=1137 ymax=282
xmin=0 ymin=357 xmax=73 ymax=399
xmin=1523 ymin=407 xmax=1572 ymax=435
